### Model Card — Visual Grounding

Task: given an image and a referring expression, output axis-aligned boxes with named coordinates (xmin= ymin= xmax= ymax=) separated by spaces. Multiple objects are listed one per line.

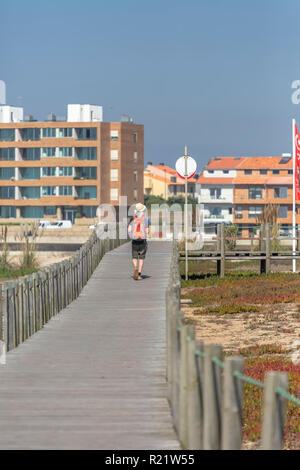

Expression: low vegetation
xmin=182 ymin=271 xmax=300 ymax=310
xmin=0 ymin=223 xmax=41 ymax=280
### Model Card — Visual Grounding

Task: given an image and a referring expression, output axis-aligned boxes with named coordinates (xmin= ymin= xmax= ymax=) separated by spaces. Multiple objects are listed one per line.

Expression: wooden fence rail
xmin=179 ymin=222 xmax=300 ymax=277
xmin=166 ymin=241 xmax=300 ymax=450
xmin=0 ymin=228 xmax=126 ymax=358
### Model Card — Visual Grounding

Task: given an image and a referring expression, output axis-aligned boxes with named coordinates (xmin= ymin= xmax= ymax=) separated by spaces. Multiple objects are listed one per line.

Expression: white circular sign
xmin=175 ymin=156 xmax=197 ymax=180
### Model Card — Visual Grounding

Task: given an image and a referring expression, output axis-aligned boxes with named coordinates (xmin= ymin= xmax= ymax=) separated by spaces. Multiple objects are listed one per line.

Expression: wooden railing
xmin=166 ymin=242 xmax=300 ymax=450
xmin=0 ymin=229 xmax=126 ymax=357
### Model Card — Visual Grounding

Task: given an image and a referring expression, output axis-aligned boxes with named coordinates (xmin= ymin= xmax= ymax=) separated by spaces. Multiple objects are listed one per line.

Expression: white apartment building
xmin=196 ymin=159 xmax=240 ymax=237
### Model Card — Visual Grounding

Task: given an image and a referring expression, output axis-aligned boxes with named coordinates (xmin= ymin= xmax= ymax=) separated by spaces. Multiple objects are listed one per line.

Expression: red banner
xmin=295 ymin=122 xmax=300 ymax=201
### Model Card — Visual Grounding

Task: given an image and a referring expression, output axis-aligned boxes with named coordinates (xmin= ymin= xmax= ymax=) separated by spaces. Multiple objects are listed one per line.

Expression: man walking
xmin=128 ymin=203 xmax=150 ymax=280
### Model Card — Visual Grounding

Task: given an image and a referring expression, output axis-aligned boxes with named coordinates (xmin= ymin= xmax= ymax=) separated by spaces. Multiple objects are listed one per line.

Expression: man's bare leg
xmin=138 ymin=259 xmax=144 ymax=279
xmin=132 ymin=258 xmax=138 ymax=279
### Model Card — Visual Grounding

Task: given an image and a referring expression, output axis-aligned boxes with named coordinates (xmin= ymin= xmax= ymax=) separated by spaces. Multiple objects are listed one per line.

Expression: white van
xmin=48 ymin=220 xmax=73 ymax=229
xmin=39 ymin=220 xmax=51 ymax=228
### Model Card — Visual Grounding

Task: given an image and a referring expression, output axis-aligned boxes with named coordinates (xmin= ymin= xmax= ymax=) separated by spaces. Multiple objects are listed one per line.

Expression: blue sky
xmin=1 ymin=0 xmax=300 ymax=171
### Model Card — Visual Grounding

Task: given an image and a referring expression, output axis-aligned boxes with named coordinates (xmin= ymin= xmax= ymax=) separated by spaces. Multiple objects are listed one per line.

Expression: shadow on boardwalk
xmin=0 ymin=241 xmax=179 ymax=450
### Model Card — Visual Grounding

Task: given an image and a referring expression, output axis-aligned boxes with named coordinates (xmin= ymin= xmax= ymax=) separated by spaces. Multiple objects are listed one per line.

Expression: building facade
xmin=197 ymin=156 xmax=297 ymax=237
xmin=0 ymin=104 xmax=144 ymax=221
xmin=144 ymin=163 xmax=197 ymax=199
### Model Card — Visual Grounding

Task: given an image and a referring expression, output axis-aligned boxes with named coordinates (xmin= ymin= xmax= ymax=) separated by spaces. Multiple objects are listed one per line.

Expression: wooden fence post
xmin=172 ymin=309 xmax=184 ymax=433
xmin=203 ymin=344 xmax=223 ymax=450
xmin=265 ymin=222 xmax=271 ymax=274
xmin=178 ymin=322 xmax=188 ymax=448
xmin=261 ymin=372 xmax=288 ymax=450
xmin=217 ymin=224 xmax=225 ymax=277
xmin=221 ymin=356 xmax=244 ymax=450
xmin=187 ymin=336 xmax=204 ymax=450
xmin=0 ymin=285 xmax=7 ymax=364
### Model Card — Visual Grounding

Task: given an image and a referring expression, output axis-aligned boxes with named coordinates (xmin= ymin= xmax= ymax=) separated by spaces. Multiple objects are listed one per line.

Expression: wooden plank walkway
xmin=0 ymin=241 xmax=180 ymax=450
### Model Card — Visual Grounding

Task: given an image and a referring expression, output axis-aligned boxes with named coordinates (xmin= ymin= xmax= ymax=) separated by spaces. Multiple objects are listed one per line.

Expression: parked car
xmin=47 ymin=220 xmax=73 ymax=229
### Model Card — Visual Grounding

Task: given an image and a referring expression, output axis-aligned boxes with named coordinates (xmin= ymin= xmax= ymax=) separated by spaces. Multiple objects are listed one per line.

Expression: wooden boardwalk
xmin=0 ymin=241 xmax=180 ymax=450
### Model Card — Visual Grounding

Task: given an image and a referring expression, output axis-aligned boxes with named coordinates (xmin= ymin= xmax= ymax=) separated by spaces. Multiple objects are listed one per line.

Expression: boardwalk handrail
xmin=166 ymin=242 xmax=300 ymax=450
xmin=0 ymin=227 xmax=126 ymax=356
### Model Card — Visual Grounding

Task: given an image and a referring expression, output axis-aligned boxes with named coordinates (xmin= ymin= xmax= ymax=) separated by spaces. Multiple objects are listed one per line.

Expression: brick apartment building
xmin=196 ymin=155 xmax=297 ymax=237
xmin=144 ymin=163 xmax=197 ymax=199
xmin=0 ymin=103 xmax=144 ymax=222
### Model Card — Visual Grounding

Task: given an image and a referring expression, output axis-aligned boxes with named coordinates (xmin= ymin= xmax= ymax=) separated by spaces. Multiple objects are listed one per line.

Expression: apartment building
xmin=197 ymin=155 xmax=296 ymax=237
xmin=0 ymin=104 xmax=144 ymax=221
xmin=144 ymin=163 xmax=197 ymax=199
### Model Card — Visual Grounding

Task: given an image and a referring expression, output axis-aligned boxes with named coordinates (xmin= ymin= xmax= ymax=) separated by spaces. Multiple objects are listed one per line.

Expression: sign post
xmin=176 ymin=148 xmax=197 ymax=281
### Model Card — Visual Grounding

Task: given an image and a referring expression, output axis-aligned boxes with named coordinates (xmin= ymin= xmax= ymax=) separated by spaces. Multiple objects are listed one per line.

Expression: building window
xmin=76 ymin=147 xmax=97 ymax=160
xmin=208 ymin=170 xmax=214 ymax=174
xmin=0 ymin=168 xmax=14 ymax=180
xmin=209 ymin=207 xmax=222 ymax=218
xmin=110 ymin=150 xmax=118 ymax=161
xmin=0 ymin=206 xmax=16 ymax=218
xmin=22 ymin=207 xmax=43 ymax=218
xmin=133 ymin=151 xmax=137 ymax=162
xmin=288 ymin=170 xmax=293 ymax=175
xmin=44 ymin=206 xmax=56 ymax=215
xmin=249 ymin=206 xmax=262 ymax=218
xmin=76 ymin=128 xmax=97 ymax=140
xmin=272 ymin=170 xmax=280 ymax=175
xmin=279 ymin=206 xmax=288 ymax=218
xmin=0 ymin=186 xmax=15 ymax=199
xmin=59 ymin=147 xmax=73 ymax=157
xmin=133 ymin=170 xmax=137 ymax=182
xmin=59 ymin=128 xmax=73 ymax=138
xmin=235 ymin=207 xmax=243 ymax=219
xmin=171 ymin=176 xmax=176 ymax=183
xmin=260 ymin=169 xmax=267 ymax=175
xmin=21 ymin=128 xmax=40 ymax=141
xmin=110 ymin=188 xmax=118 ymax=201
xmin=133 ymin=189 xmax=137 ymax=200
xmin=42 ymin=186 xmax=56 ymax=196
xmin=81 ymin=206 xmax=98 ymax=218
xmin=42 ymin=147 xmax=56 ymax=157
xmin=76 ymin=186 xmax=97 ymax=199
xmin=223 ymin=170 xmax=229 ymax=174
xmin=59 ymin=167 xmax=73 ymax=177
xmin=75 ymin=167 xmax=97 ymax=179
xmin=133 ymin=132 xmax=137 ymax=143
xmin=42 ymin=128 xmax=56 ymax=138
xmin=0 ymin=129 xmax=15 ymax=141
xmin=0 ymin=148 xmax=15 ymax=160
xmin=21 ymin=187 xmax=40 ymax=199
xmin=244 ymin=170 xmax=252 ymax=175
xmin=228 ymin=207 xmax=232 ymax=215
xmin=20 ymin=167 xmax=40 ymax=180
xmin=22 ymin=148 xmax=40 ymax=160
xmin=58 ymin=186 xmax=72 ymax=196
xmin=110 ymin=130 xmax=119 ymax=142
xmin=42 ymin=167 xmax=56 ymax=177
xmin=110 ymin=169 xmax=118 ymax=181
xmin=249 ymin=187 xmax=262 ymax=199
xmin=210 ymin=187 xmax=221 ymax=199
xmin=274 ymin=187 xmax=287 ymax=198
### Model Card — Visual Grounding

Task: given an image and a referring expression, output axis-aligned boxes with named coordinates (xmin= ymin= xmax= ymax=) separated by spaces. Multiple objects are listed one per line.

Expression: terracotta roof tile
xmin=239 ymin=157 xmax=292 ymax=169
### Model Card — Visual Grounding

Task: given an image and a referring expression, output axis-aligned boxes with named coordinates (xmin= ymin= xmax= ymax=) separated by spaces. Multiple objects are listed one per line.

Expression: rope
xmin=276 ymin=387 xmax=300 ymax=406
xmin=233 ymin=370 xmax=265 ymax=389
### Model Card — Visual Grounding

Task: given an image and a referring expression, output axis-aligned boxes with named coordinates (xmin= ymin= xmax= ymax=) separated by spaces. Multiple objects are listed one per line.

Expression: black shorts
xmin=132 ymin=240 xmax=147 ymax=260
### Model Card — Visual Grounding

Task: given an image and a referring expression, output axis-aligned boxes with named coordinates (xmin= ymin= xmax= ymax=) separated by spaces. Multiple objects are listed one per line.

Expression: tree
xmin=256 ymin=204 xmax=280 ymax=251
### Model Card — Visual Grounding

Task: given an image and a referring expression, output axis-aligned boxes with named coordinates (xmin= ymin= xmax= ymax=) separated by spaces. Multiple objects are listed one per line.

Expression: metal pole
xmin=185 ymin=145 xmax=188 ymax=280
